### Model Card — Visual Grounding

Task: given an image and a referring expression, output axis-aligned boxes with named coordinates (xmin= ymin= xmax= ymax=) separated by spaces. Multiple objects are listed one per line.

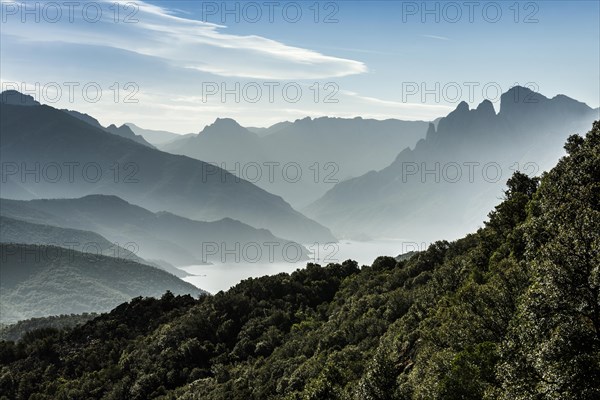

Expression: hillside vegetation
xmin=0 ymin=244 xmax=203 ymax=324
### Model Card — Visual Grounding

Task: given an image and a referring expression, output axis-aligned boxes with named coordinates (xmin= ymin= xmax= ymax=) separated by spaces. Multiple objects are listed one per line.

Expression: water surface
xmin=182 ymin=239 xmax=425 ymax=293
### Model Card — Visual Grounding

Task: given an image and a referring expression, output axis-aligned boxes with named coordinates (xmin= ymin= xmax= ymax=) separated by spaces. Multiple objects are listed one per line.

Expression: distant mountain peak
xmin=199 ymin=117 xmax=255 ymax=138
xmin=0 ymin=90 xmax=40 ymax=106
xmin=455 ymin=101 xmax=470 ymax=112
xmin=551 ymin=94 xmax=594 ymax=110
xmin=500 ymin=86 xmax=549 ymax=115
xmin=439 ymin=101 xmax=470 ymax=127
xmin=106 ymin=123 xmax=133 ymax=134
xmin=204 ymin=117 xmax=244 ymax=131
xmin=105 ymin=123 xmax=155 ymax=148
xmin=290 ymin=116 xmax=313 ymax=125
xmin=213 ymin=117 xmax=242 ymax=127
xmin=126 ymin=122 xmax=141 ymax=129
xmin=106 ymin=124 xmax=131 ymax=131
xmin=504 ymin=85 xmax=538 ymax=97
xmin=476 ymin=99 xmax=496 ymax=115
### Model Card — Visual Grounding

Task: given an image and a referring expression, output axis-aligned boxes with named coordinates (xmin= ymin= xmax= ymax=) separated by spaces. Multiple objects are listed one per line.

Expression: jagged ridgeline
xmin=1 ymin=122 xmax=598 ymax=399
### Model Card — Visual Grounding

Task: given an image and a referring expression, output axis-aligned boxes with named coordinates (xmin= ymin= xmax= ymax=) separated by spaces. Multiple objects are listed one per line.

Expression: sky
xmin=1 ymin=0 xmax=599 ymax=132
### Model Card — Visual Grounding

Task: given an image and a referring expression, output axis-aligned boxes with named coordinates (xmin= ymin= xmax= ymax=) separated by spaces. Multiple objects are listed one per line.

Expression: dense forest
xmin=0 ymin=122 xmax=598 ymax=399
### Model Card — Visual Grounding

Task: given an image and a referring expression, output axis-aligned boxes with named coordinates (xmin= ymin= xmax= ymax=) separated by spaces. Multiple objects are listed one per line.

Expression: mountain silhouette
xmin=0 ymin=215 xmax=188 ymax=277
xmin=126 ymin=123 xmax=194 ymax=146
xmin=306 ymin=87 xmax=599 ymax=241
xmin=62 ymin=109 xmax=155 ymax=148
xmin=0 ymin=90 xmax=40 ymax=106
xmin=0 ymin=195 xmax=310 ymax=265
xmin=163 ymin=116 xmax=429 ymax=207
xmin=0 ymin=93 xmax=334 ymax=243
xmin=105 ymin=124 xmax=155 ymax=148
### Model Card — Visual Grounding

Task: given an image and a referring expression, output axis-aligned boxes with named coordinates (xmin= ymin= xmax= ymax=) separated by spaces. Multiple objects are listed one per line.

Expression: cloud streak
xmin=421 ymin=35 xmax=450 ymax=41
xmin=0 ymin=0 xmax=367 ymax=79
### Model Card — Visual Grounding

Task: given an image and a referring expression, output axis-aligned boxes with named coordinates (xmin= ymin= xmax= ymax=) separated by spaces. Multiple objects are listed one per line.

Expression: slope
xmin=0 ymin=244 xmax=205 ymax=324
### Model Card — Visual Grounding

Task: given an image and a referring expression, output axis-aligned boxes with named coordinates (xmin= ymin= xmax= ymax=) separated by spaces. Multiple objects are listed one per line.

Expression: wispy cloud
xmin=0 ymin=0 xmax=367 ymax=80
xmin=341 ymin=90 xmax=453 ymax=112
xmin=421 ymin=35 xmax=450 ymax=41
xmin=0 ymin=1 xmax=459 ymax=130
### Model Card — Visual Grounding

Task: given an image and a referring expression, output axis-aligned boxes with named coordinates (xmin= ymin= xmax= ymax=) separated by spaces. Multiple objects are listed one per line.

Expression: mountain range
xmin=161 ymin=116 xmax=429 ymax=207
xmin=2 ymin=86 xmax=598 ymax=327
xmin=1 ymin=215 xmax=144 ymax=264
xmin=0 ymin=196 xmax=308 ymax=265
xmin=0 ymin=92 xmax=334 ymax=244
xmin=61 ymin=108 xmax=154 ymax=148
xmin=305 ymin=86 xmax=599 ymax=241
xmin=4 ymin=90 xmax=155 ymax=151
xmin=0 ymin=215 xmax=188 ymax=277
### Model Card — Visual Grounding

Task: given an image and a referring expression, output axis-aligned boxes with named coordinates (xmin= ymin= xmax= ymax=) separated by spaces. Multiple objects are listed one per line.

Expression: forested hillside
xmin=0 ymin=244 xmax=203 ymax=324
xmin=0 ymin=122 xmax=598 ymax=399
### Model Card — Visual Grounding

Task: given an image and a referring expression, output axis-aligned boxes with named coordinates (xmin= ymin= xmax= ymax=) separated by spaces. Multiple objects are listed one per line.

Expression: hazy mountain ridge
xmin=62 ymin=109 xmax=155 ymax=148
xmin=0 ymin=195 xmax=310 ymax=265
xmin=246 ymin=121 xmax=294 ymax=137
xmin=162 ymin=116 xmax=430 ymax=207
xmin=306 ymin=87 xmax=599 ymax=241
xmin=0 ymin=215 xmax=189 ymax=277
xmin=0 ymin=243 xmax=205 ymax=324
xmin=0 ymin=215 xmax=143 ymax=263
xmin=0 ymin=90 xmax=40 ymax=106
xmin=125 ymin=122 xmax=194 ymax=146
xmin=0 ymin=95 xmax=335 ymax=243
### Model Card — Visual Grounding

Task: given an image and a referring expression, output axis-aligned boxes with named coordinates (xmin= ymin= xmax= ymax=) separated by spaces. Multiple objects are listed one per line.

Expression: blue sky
xmin=1 ymin=0 xmax=598 ymax=132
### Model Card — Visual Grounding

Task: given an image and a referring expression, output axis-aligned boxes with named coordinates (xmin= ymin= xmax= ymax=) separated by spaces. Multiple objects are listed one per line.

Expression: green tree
xmin=498 ymin=122 xmax=600 ymax=399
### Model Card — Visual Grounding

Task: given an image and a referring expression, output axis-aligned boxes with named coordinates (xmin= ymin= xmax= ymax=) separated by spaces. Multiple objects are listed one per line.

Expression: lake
xmin=181 ymin=239 xmax=427 ymax=294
